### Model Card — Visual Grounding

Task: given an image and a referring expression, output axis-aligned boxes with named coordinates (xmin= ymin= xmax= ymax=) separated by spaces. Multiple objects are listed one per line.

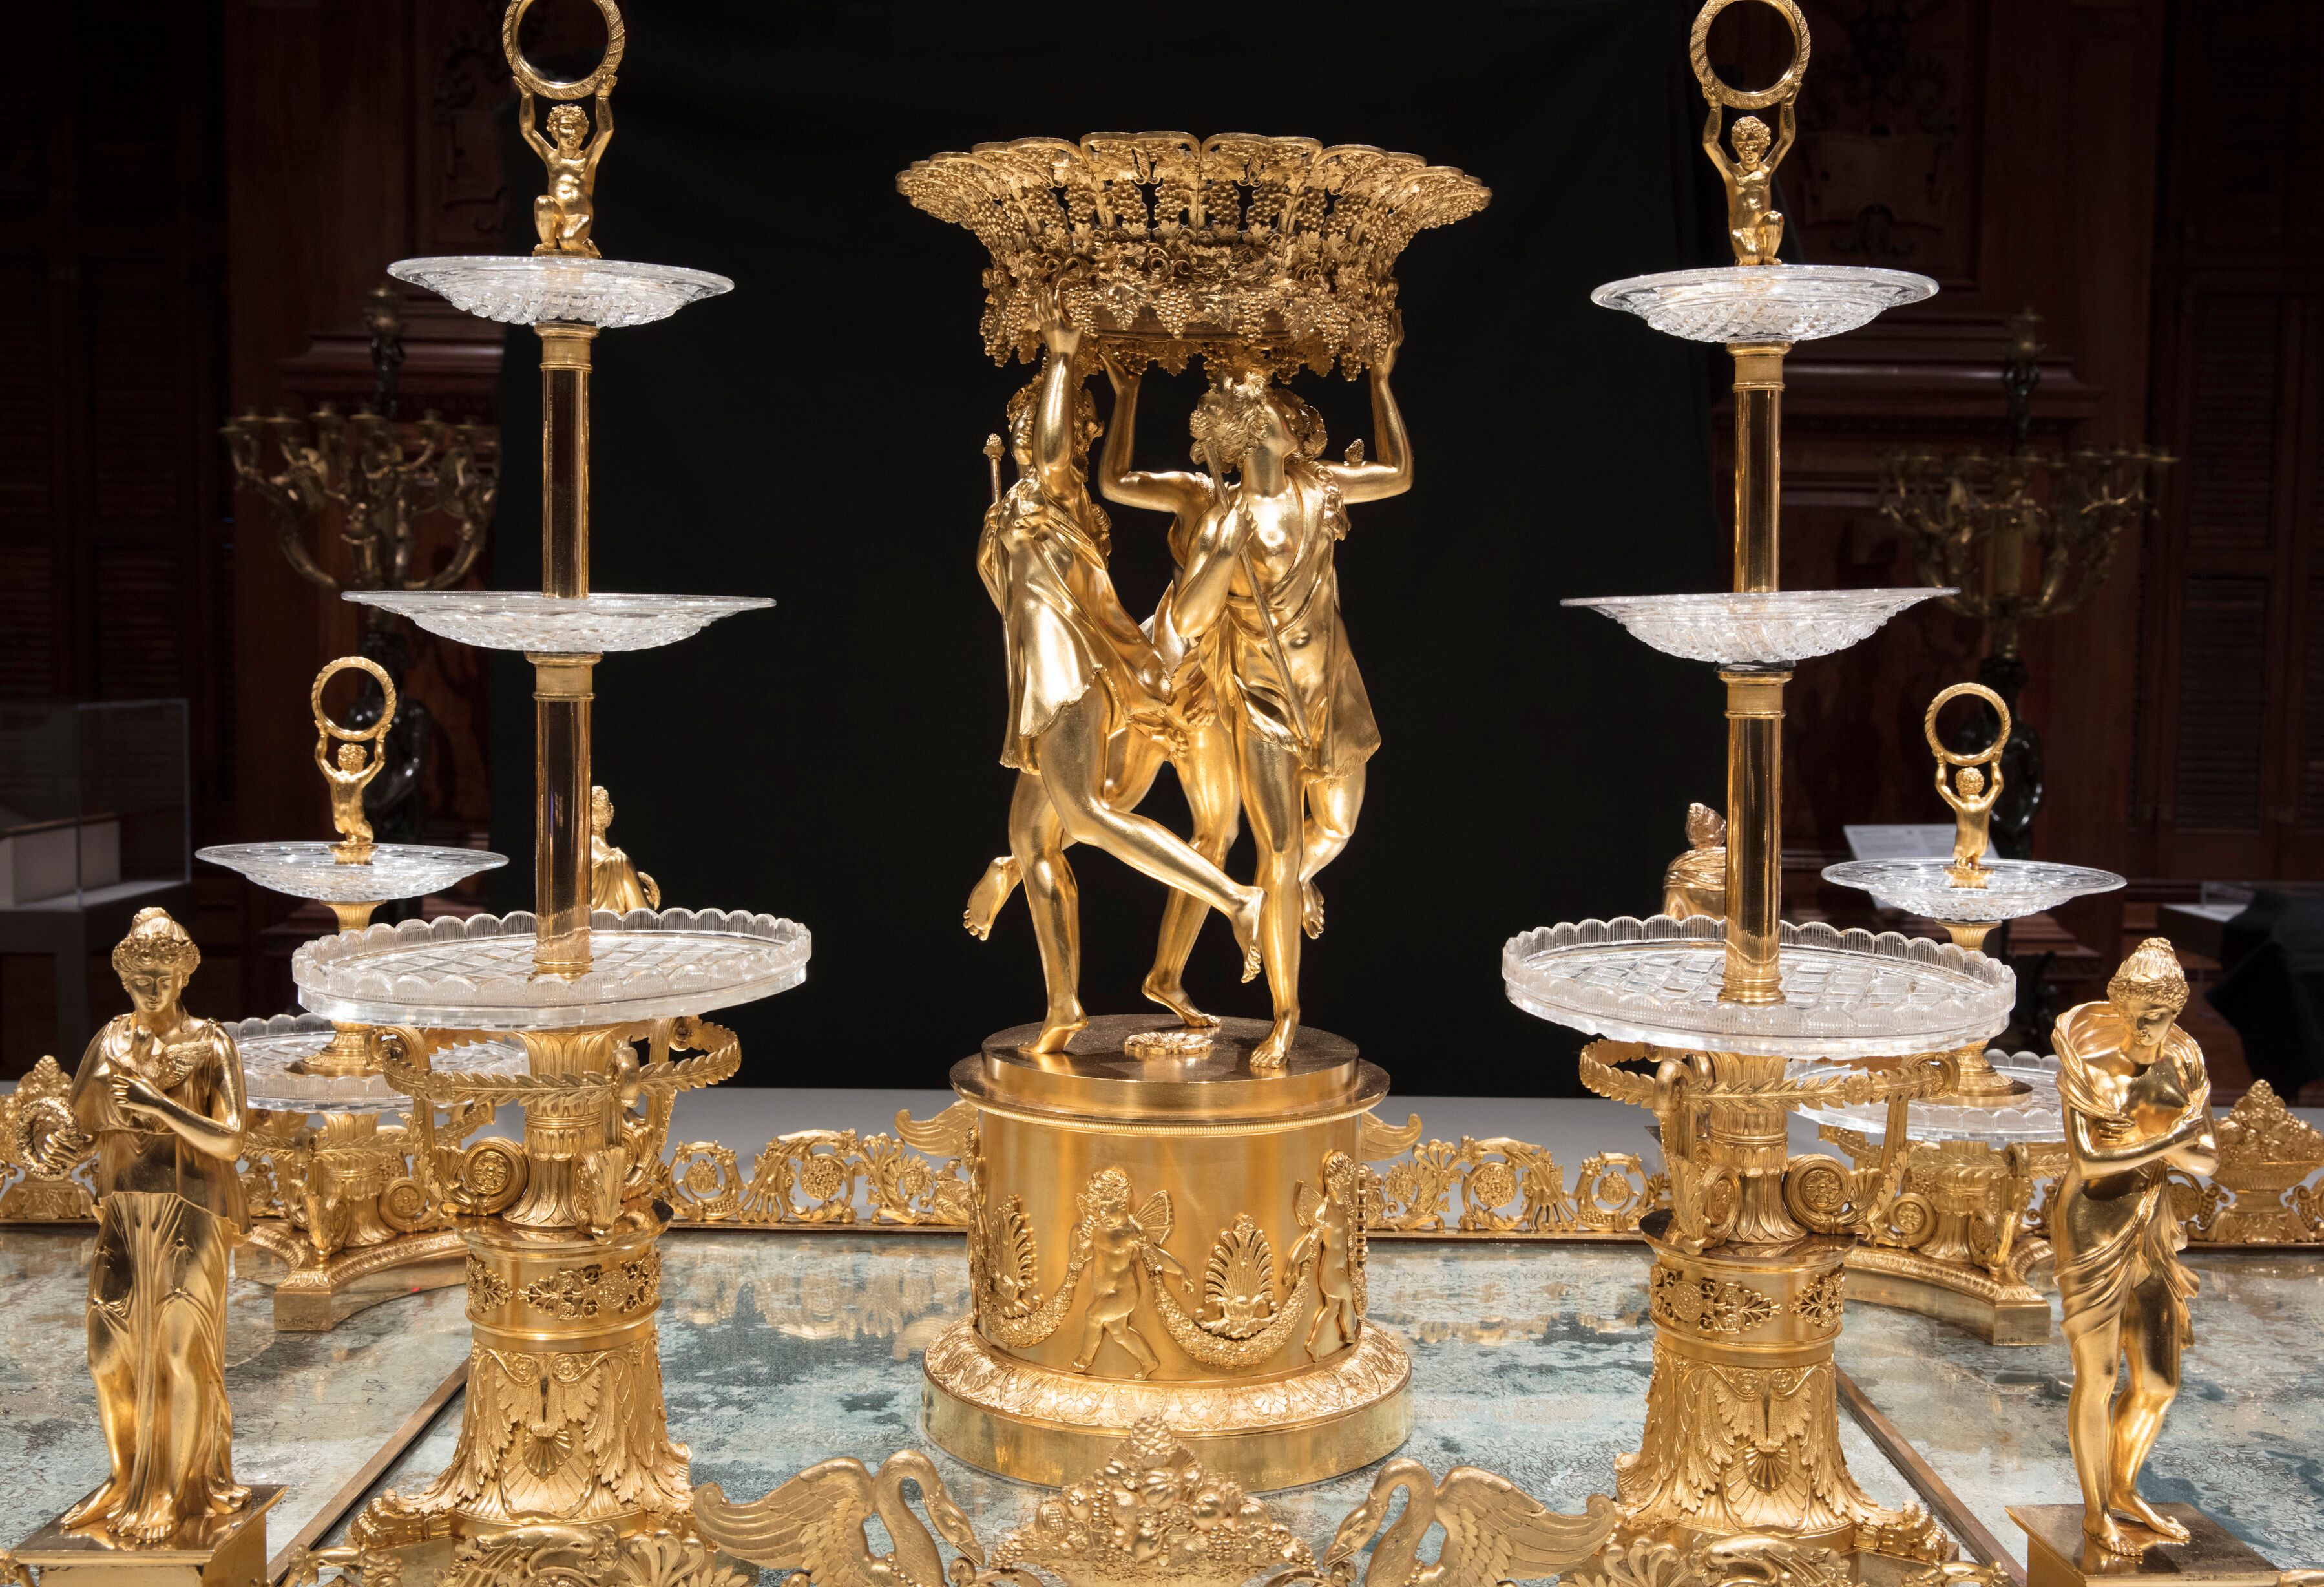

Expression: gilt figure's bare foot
xmin=1250 ymin=1016 xmax=1296 ymax=1071
xmin=2085 ymin=1517 xmax=2142 ymax=1560
xmin=2112 ymin=1493 xmax=2190 ymax=1543
xmin=1027 ymin=1011 xmax=1086 ymax=1055
xmin=963 ymin=857 xmax=1016 ymax=940
xmin=1141 ymin=971 xmax=1219 ymax=1029
xmin=1302 ymin=877 xmax=1326 ymax=939
xmin=120 ymin=1502 xmax=178 ymax=1545
xmin=63 ymin=1482 xmax=120 ymax=1530
xmin=1230 ymin=888 xmax=1265 ymax=983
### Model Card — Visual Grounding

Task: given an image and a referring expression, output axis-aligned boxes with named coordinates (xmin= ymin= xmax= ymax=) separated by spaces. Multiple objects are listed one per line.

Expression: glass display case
xmin=0 ymin=699 xmax=192 ymax=1063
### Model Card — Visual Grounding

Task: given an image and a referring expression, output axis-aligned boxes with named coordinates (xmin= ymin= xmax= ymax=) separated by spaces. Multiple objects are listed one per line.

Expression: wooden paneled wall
xmin=0 ymin=0 xmax=509 ymax=1073
xmin=1753 ymin=0 xmax=2173 ymax=967
xmin=0 ymin=5 xmax=233 ymax=1071
xmin=6 ymin=0 xmax=2314 ymax=1072
xmin=2133 ymin=0 xmax=2323 ymax=881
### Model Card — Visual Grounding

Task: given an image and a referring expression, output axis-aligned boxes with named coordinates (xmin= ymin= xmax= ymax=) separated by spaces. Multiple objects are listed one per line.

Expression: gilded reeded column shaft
xmin=506 ymin=1026 xmax=624 ymax=1231
xmin=532 ymin=653 xmax=598 ymax=976
xmin=1719 ymin=668 xmax=1788 ymax=1004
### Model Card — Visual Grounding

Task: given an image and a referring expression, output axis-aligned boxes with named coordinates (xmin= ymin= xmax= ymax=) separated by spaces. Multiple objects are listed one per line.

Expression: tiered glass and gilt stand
xmin=916 ymin=1018 xmax=1412 ymax=1490
xmin=1800 ymin=1050 xmax=2066 ymax=1343
xmin=200 ymin=656 xmax=521 ymax=1329
xmin=1509 ymin=7 xmax=2000 ymax=1554
xmin=286 ymin=15 xmax=802 ymax=1565
xmin=1508 ymin=919 xmax=1999 ymax=1551
xmin=1807 ymin=681 xmax=2124 ymax=1341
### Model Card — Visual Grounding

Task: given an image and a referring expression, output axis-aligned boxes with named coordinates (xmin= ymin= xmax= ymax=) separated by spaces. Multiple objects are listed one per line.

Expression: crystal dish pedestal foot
xmin=1802 ymin=1053 xmax=2066 ymax=1345
xmin=231 ymin=1015 xmax=527 ymax=1330
xmin=200 ymin=833 xmax=513 ymax=1330
xmin=918 ymin=1014 xmax=1413 ymax=1491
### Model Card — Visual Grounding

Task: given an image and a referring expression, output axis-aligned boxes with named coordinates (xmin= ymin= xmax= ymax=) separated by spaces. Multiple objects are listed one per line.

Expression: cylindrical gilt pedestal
xmin=1615 ymin=1215 xmax=1876 ymax=1546
xmin=921 ymin=1014 xmax=1412 ymax=1490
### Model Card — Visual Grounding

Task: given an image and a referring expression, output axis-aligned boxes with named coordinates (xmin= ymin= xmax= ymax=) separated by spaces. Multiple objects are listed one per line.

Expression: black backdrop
xmin=486 ymin=0 xmax=1730 ymax=1096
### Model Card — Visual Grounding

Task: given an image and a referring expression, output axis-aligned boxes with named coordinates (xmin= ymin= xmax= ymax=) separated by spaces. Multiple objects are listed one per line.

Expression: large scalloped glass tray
xmin=389 ymin=256 xmax=732 ymax=328
xmin=1823 ymin=857 xmax=2124 ymax=923
xmin=292 ymin=907 xmax=810 ymax=1030
xmin=199 ymin=842 xmax=505 ymax=903
xmin=1797 ymin=1051 xmax=2062 ymax=1143
xmin=1502 ymin=914 xmax=2013 ymax=1058
xmin=1591 ymin=264 xmax=1935 ymax=344
xmin=1563 ymin=589 xmax=1949 ymax=665
xmin=344 ymin=591 xmax=773 ymax=654
xmin=228 ymin=1014 xmax=526 ymax=1115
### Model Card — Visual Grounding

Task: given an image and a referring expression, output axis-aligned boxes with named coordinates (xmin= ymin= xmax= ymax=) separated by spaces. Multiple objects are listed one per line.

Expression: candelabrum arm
xmin=417 ymin=423 xmax=497 ymax=590
xmin=225 ymin=417 xmax=342 ymax=592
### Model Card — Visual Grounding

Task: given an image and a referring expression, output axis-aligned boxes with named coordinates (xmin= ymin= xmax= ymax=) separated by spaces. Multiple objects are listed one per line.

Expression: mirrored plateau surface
xmin=330 ymin=1235 xmax=1931 ymax=1560
xmin=6 ymin=1228 xmax=2318 ymax=1578
xmin=0 ymin=1226 xmax=471 ymax=1556
xmin=1832 ymin=1250 xmax=2324 ymax=1571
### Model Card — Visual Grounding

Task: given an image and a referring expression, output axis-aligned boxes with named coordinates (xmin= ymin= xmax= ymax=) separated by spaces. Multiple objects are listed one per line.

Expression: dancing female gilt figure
xmin=967 ymin=293 xmax=1264 ymax=1055
xmin=29 ymin=909 xmax=251 ymax=1543
xmin=1100 ymin=344 xmax=1410 ymax=1068
xmin=2051 ymin=938 xmax=2219 ymax=1559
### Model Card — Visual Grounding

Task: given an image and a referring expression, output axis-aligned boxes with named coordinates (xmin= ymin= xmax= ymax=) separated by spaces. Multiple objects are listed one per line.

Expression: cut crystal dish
xmin=388 ymin=257 xmax=732 ymax=328
xmin=229 ymin=1013 xmax=526 ymax=1115
xmin=200 ymin=842 xmax=505 ymax=903
xmin=1796 ymin=1051 xmax=2062 ymax=1143
xmin=1823 ymin=858 xmax=2125 ymax=923
xmin=344 ymin=591 xmax=773 ymax=653
xmin=293 ymin=907 xmax=811 ymax=1029
xmin=1502 ymin=914 xmax=2013 ymax=1058
xmin=1591 ymin=264 xmax=1936 ymax=344
xmin=1562 ymin=589 xmax=1952 ymax=665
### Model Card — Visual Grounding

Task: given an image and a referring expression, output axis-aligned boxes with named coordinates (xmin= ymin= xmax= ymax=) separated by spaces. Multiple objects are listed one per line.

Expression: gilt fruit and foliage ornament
xmin=898 ymin=133 xmax=1488 ymax=377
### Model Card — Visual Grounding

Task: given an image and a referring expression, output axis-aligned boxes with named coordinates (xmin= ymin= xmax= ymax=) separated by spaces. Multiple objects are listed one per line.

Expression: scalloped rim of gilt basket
xmin=899 ymin=132 xmax=1489 ymax=375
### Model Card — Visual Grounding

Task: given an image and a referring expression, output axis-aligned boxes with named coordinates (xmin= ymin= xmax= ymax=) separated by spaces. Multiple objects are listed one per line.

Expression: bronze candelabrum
xmin=1880 ymin=310 xmax=2168 ymax=859
xmin=221 ymin=284 xmax=499 ymax=852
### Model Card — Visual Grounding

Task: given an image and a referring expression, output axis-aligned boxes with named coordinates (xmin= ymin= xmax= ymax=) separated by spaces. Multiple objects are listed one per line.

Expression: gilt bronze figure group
xmin=961 ymin=297 xmax=1410 ymax=1069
